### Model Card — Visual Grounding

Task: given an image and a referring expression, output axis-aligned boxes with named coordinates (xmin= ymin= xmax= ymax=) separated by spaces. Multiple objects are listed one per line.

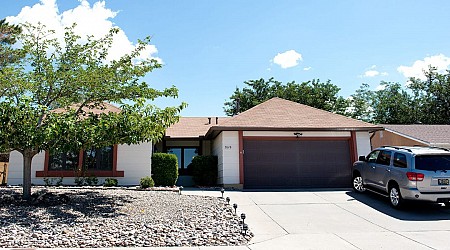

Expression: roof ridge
xmin=221 ymin=97 xmax=375 ymax=127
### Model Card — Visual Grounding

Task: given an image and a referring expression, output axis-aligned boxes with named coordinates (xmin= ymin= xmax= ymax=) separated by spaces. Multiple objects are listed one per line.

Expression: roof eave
xmin=205 ymin=126 xmax=384 ymax=139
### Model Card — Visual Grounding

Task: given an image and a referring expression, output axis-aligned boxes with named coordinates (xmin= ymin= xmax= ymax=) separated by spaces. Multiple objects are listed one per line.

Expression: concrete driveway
xmin=185 ymin=189 xmax=450 ymax=250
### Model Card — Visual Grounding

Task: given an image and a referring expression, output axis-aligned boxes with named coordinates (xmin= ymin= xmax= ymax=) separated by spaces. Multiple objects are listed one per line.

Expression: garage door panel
xmin=244 ymin=139 xmax=351 ymax=189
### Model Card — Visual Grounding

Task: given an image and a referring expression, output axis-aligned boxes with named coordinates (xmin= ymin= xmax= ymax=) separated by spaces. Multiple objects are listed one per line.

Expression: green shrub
xmin=55 ymin=177 xmax=63 ymax=186
xmin=151 ymin=153 xmax=178 ymax=186
xmin=85 ymin=175 xmax=98 ymax=186
xmin=104 ymin=178 xmax=118 ymax=187
xmin=43 ymin=177 xmax=53 ymax=186
xmin=191 ymin=155 xmax=218 ymax=186
xmin=140 ymin=176 xmax=155 ymax=189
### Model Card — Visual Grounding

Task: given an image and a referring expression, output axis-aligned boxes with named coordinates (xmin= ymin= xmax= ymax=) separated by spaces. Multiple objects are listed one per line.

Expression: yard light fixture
xmin=226 ymin=197 xmax=230 ymax=205
xmin=233 ymin=203 xmax=238 ymax=214
xmin=220 ymin=187 xmax=225 ymax=198
xmin=242 ymin=223 xmax=248 ymax=235
xmin=179 ymin=186 xmax=183 ymax=195
xmin=241 ymin=213 xmax=246 ymax=225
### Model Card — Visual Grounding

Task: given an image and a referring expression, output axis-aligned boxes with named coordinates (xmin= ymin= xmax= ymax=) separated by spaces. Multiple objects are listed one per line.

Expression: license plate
xmin=438 ymin=179 xmax=449 ymax=185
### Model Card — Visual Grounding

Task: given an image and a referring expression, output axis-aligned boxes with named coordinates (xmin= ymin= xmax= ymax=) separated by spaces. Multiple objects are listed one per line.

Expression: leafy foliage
xmin=151 ymin=153 xmax=178 ymax=187
xmin=140 ymin=176 xmax=155 ymax=189
xmin=0 ymin=19 xmax=22 ymax=68
xmin=224 ymin=77 xmax=348 ymax=116
xmin=0 ymin=22 xmax=186 ymax=199
xmin=103 ymin=178 xmax=118 ymax=187
xmin=191 ymin=155 xmax=218 ymax=186
xmin=408 ymin=67 xmax=450 ymax=124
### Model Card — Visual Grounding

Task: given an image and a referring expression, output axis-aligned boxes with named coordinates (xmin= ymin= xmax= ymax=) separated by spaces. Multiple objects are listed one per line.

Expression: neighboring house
xmin=371 ymin=124 xmax=450 ymax=149
xmin=158 ymin=98 xmax=382 ymax=189
xmin=7 ymin=103 xmax=152 ymax=186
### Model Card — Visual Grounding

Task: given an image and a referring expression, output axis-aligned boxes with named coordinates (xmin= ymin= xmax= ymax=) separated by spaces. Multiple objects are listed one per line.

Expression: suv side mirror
xmin=358 ymin=155 xmax=366 ymax=161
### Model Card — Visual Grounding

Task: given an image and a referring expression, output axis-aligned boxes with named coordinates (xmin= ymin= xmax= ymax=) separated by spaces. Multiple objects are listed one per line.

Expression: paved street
xmin=185 ymin=189 xmax=450 ymax=250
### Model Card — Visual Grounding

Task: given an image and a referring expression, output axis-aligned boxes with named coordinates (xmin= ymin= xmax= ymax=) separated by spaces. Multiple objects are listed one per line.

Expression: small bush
xmin=85 ymin=175 xmax=98 ymax=186
xmin=74 ymin=176 xmax=84 ymax=186
xmin=140 ymin=176 xmax=155 ymax=189
xmin=55 ymin=177 xmax=63 ymax=186
xmin=191 ymin=155 xmax=218 ymax=186
xmin=43 ymin=177 xmax=53 ymax=186
xmin=104 ymin=178 xmax=118 ymax=187
xmin=151 ymin=153 xmax=178 ymax=186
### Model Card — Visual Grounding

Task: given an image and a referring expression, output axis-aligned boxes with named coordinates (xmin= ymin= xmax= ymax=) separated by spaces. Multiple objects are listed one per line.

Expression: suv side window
xmin=367 ymin=150 xmax=380 ymax=163
xmin=393 ymin=153 xmax=407 ymax=168
xmin=376 ymin=150 xmax=392 ymax=166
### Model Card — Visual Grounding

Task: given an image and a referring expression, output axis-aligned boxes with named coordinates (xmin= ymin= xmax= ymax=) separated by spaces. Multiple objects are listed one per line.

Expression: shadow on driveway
xmin=346 ymin=190 xmax=450 ymax=221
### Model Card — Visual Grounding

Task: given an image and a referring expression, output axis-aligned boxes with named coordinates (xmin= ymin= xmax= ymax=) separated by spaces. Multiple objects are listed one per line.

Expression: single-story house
xmin=7 ymin=103 xmax=152 ymax=186
xmin=371 ymin=124 xmax=450 ymax=149
xmin=7 ymin=98 xmax=382 ymax=188
xmin=157 ymin=97 xmax=382 ymax=189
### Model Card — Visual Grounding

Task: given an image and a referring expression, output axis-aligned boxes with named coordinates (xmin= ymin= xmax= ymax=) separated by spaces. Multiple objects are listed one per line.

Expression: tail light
xmin=407 ymin=172 xmax=424 ymax=181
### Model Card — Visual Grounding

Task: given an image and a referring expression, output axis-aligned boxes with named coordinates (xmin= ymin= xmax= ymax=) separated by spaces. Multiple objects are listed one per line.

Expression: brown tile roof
xmin=215 ymin=97 xmax=381 ymax=131
xmin=52 ymin=102 xmax=121 ymax=115
xmin=382 ymin=124 xmax=450 ymax=144
xmin=165 ymin=117 xmax=230 ymax=138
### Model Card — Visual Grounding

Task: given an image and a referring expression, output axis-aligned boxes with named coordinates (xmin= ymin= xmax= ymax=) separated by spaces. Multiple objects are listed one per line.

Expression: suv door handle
xmin=386 ymin=169 xmax=391 ymax=172
xmin=371 ymin=166 xmax=376 ymax=169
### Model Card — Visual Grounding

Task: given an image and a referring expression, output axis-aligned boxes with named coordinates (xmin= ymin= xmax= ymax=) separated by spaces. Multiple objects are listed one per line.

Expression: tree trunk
xmin=22 ymin=149 xmax=36 ymax=200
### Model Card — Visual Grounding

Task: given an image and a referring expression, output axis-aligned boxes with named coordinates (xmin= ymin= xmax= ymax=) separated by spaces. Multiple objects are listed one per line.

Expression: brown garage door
xmin=243 ymin=139 xmax=352 ymax=189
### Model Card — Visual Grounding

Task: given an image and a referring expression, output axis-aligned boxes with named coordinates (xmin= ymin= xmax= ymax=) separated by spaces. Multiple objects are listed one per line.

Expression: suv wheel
xmin=389 ymin=184 xmax=404 ymax=208
xmin=352 ymin=175 xmax=366 ymax=193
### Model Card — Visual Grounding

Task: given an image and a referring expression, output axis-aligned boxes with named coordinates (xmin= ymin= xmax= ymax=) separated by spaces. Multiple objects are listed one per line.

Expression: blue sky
xmin=3 ymin=0 xmax=450 ymax=116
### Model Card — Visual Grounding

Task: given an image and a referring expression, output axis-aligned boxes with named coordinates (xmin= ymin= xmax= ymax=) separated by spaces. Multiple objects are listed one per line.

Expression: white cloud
xmin=364 ymin=70 xmax=380 ymax=77
xmin=375 ymin=84 xmax=386 ymax=91
xmin=272 ymin=50 xmax=302 ymax=69
xmin=397 ymin=54 xmax=450 ymax=80
xmin=6 ymin=0 xmax=160 ymax=63
xmin=303 ymin=66 xmax=312 ymax=71
xmin=360 ymin=65 xmax=388 ymax=78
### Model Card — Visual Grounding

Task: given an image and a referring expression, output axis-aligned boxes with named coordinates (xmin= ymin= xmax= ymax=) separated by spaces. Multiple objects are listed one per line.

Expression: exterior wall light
xmin=294 ymin=132 xmax=303 ymax=138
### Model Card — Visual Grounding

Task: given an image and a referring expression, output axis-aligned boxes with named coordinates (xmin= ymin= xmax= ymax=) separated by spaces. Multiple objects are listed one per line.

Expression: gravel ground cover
xmin=0 ymin=187 xmax=252 ymax=248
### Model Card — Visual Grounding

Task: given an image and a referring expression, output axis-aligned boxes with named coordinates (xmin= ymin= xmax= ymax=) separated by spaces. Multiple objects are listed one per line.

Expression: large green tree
xmin=224 ymin=77 xmax=348 ymax=116
xmin=409 ymin=67 xmax=450 ymax=124
xmin=371 ymin=82 xmax=415 ymax=124
xmin=0 ymin=22 xmax=185 ymax=199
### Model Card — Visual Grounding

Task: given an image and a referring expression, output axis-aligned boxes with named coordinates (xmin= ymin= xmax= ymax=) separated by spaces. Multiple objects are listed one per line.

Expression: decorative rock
xmin=0 ymin=187 xmax=252 ymax=248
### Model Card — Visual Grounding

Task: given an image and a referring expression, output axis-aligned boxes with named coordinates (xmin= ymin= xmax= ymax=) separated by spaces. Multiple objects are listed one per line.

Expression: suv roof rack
xmin=381 ymin=145 xmax=450 ymax=153
xmin=380 ymin=145 xmax=413 ymax=152
xmin=427 ymin=146 xmax=450 ymax=152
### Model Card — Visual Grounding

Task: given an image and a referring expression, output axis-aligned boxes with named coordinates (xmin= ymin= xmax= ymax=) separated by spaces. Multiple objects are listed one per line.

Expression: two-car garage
xmin=243 ymin=138 xmax=352 ymax=189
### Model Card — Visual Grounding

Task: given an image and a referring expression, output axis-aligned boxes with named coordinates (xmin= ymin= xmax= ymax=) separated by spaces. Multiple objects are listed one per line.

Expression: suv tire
xmin=389 ymin=184 xmax=404 ymax=209
xmin=352 ymin=174 xmax=366 ymax=193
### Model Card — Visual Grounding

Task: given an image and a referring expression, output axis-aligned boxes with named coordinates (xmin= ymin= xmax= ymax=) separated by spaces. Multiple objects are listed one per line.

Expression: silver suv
xmin=352 ymin=146 xmax=450 ymax=208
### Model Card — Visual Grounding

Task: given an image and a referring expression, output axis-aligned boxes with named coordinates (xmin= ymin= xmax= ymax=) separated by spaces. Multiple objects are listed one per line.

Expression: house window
xmin=48 ymin=151 xmax=79 ymax=171
xmin=37 ymin=145 xmax=123 ymax=177
xmin=167 ymin=147 xmax=198 ymax=175
xmin=83 ymin=146 xmax=113 ymax=171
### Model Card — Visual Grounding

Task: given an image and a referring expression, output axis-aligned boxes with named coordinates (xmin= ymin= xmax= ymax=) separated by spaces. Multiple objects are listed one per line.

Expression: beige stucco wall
xmin=371 ymin=130 xmax=427 ymax=149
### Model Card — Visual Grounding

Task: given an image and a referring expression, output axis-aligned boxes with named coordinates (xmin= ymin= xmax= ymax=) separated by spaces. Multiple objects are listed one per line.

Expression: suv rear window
xmin=415 ymin=155 xmax=450 ymax=171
